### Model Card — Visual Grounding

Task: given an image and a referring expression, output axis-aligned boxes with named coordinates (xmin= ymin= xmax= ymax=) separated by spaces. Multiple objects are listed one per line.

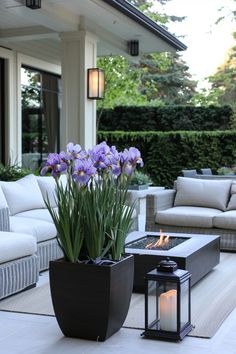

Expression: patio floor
xmin=0 ymin=272 xmax=236 ymax=354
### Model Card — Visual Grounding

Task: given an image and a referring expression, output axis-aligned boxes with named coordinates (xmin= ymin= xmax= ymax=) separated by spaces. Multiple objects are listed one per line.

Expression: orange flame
xmin=145 ymin=229 xmax=169 ymax=249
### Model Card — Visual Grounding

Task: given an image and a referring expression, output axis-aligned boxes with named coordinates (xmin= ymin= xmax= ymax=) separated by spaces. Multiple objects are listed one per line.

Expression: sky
xmin=157 ymin=0 xmax=236 ymax=87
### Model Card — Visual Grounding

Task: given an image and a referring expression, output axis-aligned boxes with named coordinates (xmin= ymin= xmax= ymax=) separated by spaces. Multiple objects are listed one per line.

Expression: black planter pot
xmin=49 ymin=255 xmax=134 ymax=341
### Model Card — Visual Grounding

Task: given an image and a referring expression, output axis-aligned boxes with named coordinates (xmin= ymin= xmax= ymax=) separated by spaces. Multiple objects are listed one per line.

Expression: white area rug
xmin=0 ymin=252 xmax=236 ymax=338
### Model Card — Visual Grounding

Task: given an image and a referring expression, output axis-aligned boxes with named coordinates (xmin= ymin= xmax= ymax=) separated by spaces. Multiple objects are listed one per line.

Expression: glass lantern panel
xmin=158 ymin=281 xmax=177 ymax=332
xmin=180 ymin=280 xmax=190 ymax=327
xmin=147 ymin=280 xmax=178 ymax=332
xmin=147 ymin=280 xmax=158 ymax=329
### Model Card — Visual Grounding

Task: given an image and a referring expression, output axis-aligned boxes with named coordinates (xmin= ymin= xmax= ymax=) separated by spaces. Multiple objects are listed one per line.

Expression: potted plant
xmin=41 ymin=141 xmax=143 ymax=341
xmin=128 ymin=170 xmax=152 ymax=190
xmin=217 ymin=166 xmax=236 ymax=176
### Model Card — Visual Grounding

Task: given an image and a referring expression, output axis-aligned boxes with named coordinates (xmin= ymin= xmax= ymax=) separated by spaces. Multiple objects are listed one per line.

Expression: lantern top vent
xmin=157 ymin=257 xmax=177 ymax=273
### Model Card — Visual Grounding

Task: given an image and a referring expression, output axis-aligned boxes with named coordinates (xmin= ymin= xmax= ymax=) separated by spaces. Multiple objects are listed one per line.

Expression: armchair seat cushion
xmin=10 ymin=216 xmax=57 ymax=242
xmin=156 ymin=206 xmax=222 ymax=228
xmin=213 ymin=211 xmax=236 ymax=230
xmin=0 ymin=231 xmax=37 ymax=263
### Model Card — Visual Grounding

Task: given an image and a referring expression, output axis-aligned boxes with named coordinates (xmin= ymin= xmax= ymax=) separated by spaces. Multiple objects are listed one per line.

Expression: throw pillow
xmin=0 ymin=174 xmax=45 ymax=215
xmin=174 ymin=176 xmax=231 ymax=211
xmin=0 ymin=185 xmax=8 ymax=209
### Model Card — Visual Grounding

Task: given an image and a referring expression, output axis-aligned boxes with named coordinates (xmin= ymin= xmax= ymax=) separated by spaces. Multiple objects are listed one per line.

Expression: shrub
xmin=98 ymin=105 xmax=233 ymax=131
xmin=98 ymin=130 xmax=236 ymax=188
xmin=0 ymin=163 xmax=32 ymax=181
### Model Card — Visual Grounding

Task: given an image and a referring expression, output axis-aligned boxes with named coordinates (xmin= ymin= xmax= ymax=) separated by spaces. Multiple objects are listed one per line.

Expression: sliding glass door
xmin=0 ymin=58 xmax=5 ymax=164
xmin=21 ymin=66 xmax=61 ymax=170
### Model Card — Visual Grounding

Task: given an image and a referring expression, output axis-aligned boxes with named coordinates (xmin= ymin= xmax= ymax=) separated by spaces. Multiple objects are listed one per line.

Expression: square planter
xmin=49 ymin=255 xmax=134 ymax=341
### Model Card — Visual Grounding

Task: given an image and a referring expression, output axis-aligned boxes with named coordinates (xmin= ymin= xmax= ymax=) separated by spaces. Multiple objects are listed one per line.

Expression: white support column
xmin=60 ymin=31 xmax=97 ymax=150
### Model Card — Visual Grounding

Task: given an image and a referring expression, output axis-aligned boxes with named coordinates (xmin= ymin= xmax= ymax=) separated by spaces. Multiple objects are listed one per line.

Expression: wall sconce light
xmin=128 ymin=40 xmax=139 ymax=56
xmin=87 ymin=68 xmax=104 ymax=100
xmin=25 ymin=0 xmax=41 ymax=9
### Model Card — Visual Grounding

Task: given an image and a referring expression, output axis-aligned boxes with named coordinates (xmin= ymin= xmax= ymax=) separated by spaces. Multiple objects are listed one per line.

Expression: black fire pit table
xmin=125 ymin=231 xmax=220 ymax=293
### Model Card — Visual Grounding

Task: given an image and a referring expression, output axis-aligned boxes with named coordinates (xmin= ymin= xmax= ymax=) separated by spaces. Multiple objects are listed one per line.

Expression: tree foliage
xmin=97 ymin=0 xmax=196 ymax=110
xmin=209 ymin=36 xmax=236 ymax=108
xmin=137 ymin=52 xmax=197 ymax=105
xmin=96 ymin=56 xmax=146 ymax=110
xmin=193 ymin=1 xmax=236 ymax=107
xmin=193 ymin=33 xmax=236 ymax=111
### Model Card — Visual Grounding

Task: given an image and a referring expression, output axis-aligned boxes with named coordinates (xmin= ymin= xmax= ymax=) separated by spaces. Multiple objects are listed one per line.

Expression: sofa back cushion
xmin=0 ymin=174 xmax=45 ymax=215
xmin=174 ymin=177 xmax=231 ymax=211
xmin=227 ymin=181 xmax=236 ymax=210
xmin=37 ymin=176 xmax=57 ymax=208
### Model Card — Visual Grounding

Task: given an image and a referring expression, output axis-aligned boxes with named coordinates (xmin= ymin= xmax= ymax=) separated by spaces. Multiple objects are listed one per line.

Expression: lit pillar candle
xmin=159 ymin=289 xmax=177 ymax=331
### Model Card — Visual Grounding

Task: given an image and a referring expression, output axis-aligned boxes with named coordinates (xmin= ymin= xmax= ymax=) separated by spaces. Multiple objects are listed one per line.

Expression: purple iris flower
xmin=66 ymin=142 xmax=82 ymax=159
xmin=90 ymin=142 xmax=111 ymax=170
xmin=72 ymin=158 xmax=96 ymax=185
xmin=105 ymin=149 xmax=121 ymax=176
xmin=120 ymin=147 xmax=144 ymax=176
xmin=93 ymin=141 xmax=110 ymax=156
xmin=121 ymin=147 xmax=144 ymax=167
xmin=40 ymin=153 xmax=68 ymax=177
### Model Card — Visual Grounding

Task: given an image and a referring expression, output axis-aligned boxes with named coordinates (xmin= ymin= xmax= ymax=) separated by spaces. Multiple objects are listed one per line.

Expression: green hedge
xmin=98 ymin=130 xmax=236 ymax=188
xmin=98 ymin=105 xmax=233 ymax=131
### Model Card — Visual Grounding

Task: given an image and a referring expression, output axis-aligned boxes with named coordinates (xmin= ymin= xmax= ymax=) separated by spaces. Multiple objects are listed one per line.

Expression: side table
xmin=127 ymin=187 xmax=165 ymax=231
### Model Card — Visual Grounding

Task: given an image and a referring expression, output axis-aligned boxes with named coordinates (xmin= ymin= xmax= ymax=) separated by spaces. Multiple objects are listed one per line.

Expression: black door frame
xmin=0 ymin=58 xmax=5 ymax=164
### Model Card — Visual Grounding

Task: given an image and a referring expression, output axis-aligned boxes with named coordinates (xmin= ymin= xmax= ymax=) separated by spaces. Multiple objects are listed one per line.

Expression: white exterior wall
xmin=1 ymin=30 xmax=98 ymax=164
xmin=60 ymin=30 xmax=97 ymax=150
xmin=0 ymin=48 xmax=61 ymax=164
xmin=0 ymin=47 xmax=17 ymax=163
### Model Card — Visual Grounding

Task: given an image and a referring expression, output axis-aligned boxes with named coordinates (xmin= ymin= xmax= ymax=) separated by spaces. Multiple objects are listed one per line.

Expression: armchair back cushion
xmin=174 ymin=177 xmax=231 ymax=211
xmin=0 ymin=174 xmax=45 ymax=215
xmin=227 ymin=181 xmax=236 ymax=211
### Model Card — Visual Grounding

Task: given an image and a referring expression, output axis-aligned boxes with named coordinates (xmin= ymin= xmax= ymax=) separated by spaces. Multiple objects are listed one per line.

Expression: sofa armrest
xmin=0 ymin=207 xmax=10 ymax=231
xmin=146 ymin=190 xmax=176 ymax=231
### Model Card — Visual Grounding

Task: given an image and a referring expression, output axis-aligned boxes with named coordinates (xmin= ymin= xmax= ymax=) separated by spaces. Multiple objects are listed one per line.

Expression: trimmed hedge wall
xmin=98 ymin=105 xmax=233 ymax=131
xmin=98 ymin=130 xmax=236 ymax=188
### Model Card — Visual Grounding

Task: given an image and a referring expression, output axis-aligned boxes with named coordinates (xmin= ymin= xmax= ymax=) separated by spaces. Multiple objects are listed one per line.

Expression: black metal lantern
xmin=25 ymin=0 xmax=41 ymax=9
xmin=143 ymin=258 xmax=193 ymax=341
xmin=87 ymin=68 xmax=104 ymax=100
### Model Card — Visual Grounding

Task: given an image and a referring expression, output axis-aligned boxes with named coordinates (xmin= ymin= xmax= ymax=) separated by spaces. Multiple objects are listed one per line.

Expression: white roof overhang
xmin=0 ymin=0 xmax=186 ymax=65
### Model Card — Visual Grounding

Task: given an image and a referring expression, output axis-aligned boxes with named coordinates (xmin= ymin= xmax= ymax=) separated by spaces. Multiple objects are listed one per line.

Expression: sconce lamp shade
xmin=26 ymin=0 xmax=41 ymax=9
xmin=128 ymin=40 xmax=139 ymax=56
xmin=87 ymin=68 xmax=104 ymax=100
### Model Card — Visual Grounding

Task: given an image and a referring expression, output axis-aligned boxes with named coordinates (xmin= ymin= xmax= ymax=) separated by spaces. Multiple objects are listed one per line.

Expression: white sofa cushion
xmin=174 ymin=177 xmax=231 ymax=211
xmin=14 ymin=208 xmax=56 ymax=223
xmin=10 ymin=216 xmax=57 ymax=242
xmin=227 ymin=182 xmax=236 ymax=211
xmin=37 ymin=176 xmax=57 ymax=208
xmin=0 ymin=231 xmax=37 ymax=263
xmin=0 ymin=185 xmax=8 ymax=208
xmin=0 ymin=174 xmax=45 ymax=216
xmin=213 ymin=210 xmax=236 ymax=230
xmin=156 ymin=206 xmax=222 ymax=228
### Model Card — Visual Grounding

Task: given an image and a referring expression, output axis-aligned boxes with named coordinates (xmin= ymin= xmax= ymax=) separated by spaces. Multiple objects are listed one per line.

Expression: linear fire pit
xmin=125 ymin=231 xmax=220 ymax=292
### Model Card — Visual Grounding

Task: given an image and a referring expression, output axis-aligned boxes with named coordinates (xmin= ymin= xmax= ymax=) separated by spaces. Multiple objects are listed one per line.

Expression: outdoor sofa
xmin=146 ymin=176 xmax=236 ymax=251
xmin=0 ymin=174 xmax=63 ymax=272
xmin=0 ymin=174 xmax=64 ymax=299
xmin=0 ymin=173 xmax=137 ymax=299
